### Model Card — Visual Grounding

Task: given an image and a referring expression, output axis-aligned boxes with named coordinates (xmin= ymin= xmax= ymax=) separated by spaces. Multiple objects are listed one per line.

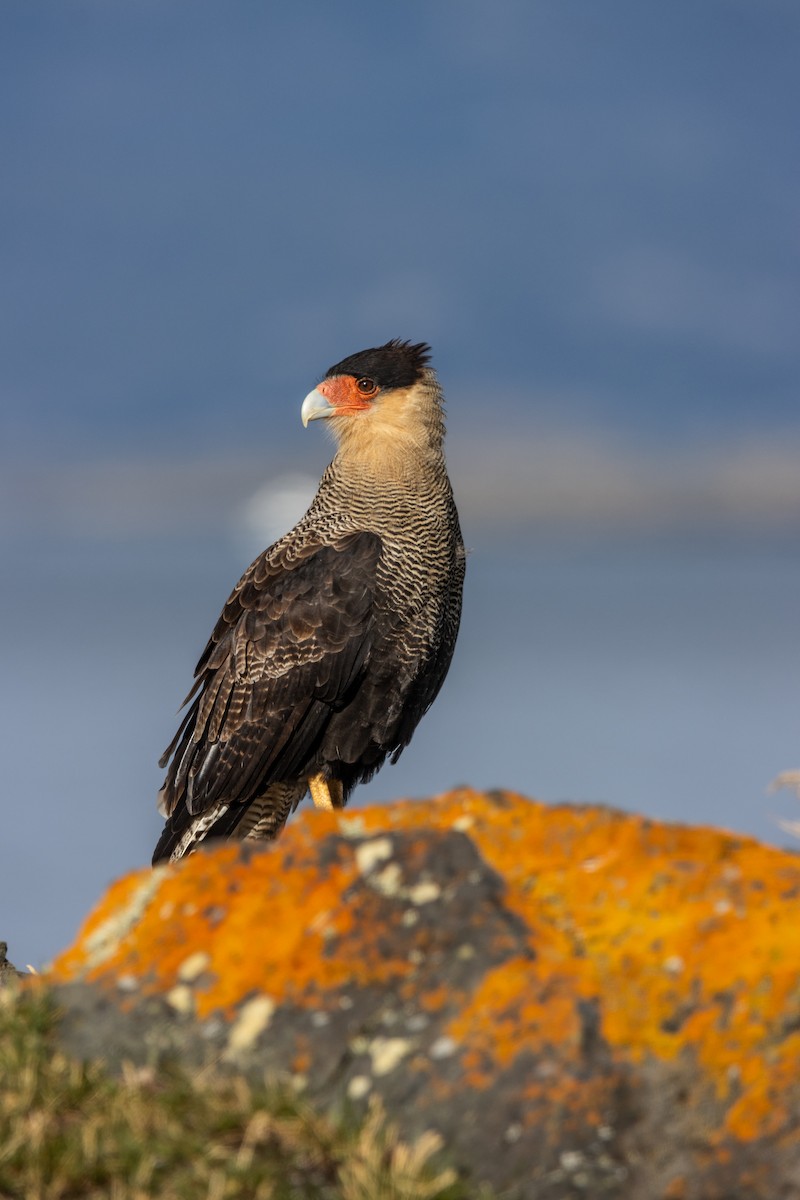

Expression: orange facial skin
xmin=317 ymin=375 xmax=380 ymax=415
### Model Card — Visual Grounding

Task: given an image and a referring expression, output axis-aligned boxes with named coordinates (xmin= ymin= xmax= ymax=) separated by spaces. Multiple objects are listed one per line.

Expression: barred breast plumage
xmin=153 ymin=340 xmax=465 ymax=863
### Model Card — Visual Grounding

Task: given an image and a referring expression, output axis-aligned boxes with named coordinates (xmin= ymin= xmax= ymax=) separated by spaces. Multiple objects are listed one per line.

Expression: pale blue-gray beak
xmin=301 ymin=388 xmax=335 ymax=427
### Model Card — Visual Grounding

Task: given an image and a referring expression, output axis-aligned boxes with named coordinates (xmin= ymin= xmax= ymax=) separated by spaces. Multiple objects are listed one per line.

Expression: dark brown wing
xmin=158 ymin=530 xmax=382 ymax=821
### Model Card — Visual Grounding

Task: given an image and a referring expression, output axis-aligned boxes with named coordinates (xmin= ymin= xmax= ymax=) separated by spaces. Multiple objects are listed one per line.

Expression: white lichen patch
xmin=81 ymin=869 xmax=170 ymax=972
xmin=370 ymin=862 xmax=403 ymax=897
xmin=560 ymin=1150 xmax=585 ymax=1172
xmin=354 ymin=836 xmax=394 ymax=874
xmin=406 ymin=881 xmax=441 ymax=905
xmin=452 ymin=815 xmax=474 ymax=832
xmin=354 ymin=839 xmax=452 ymax=907
xmin=165 ymin=984 xmax=194 ymax=1015
xmin=177 ymin=951 xmax=211 ymax=983
xmin=224 ymin=995 xmax=276 ymax=1057
xmin=406 ymin=1014 xmax=429 ymax=1032
xmin=338 ymin=815 xmax=367 ymax=838
xmin=347 ymin=1074 xmax=372 ymax=1100
xmin=429 ymin=1036 xmax=457 ymax=1060
xmin=369 ymin=1036 xmax=412 ymax=1076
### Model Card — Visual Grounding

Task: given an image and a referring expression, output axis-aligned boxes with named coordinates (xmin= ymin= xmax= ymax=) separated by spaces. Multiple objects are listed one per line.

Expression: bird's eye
xmin=356 ymin=377 xmax=378 ymax=397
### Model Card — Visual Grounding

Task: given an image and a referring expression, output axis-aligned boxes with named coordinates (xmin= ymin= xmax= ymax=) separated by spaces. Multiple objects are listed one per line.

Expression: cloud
xmin=7 ymin=429 xmax=800 ymax=544
xmin=449 ymin=427 xmax=800 ymax=533
xmin=238 ymin=473 xmax=318 ymax=549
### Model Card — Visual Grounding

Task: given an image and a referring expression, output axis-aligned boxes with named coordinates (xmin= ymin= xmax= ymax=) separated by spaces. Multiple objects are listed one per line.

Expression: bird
xmin=0 ymin=942 xmax=24 ymax=987
xmin=153 ymin=339 xmax=465 ymax=863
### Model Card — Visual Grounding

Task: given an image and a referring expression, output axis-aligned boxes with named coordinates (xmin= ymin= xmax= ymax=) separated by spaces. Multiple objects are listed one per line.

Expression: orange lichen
xmin=50 ymin=789 xmax=800 ymax=1146
xmin=54 ymin=821 xmax=424 ymax=1018
xmin=447 ymin=955 xmax=589 ymax=1083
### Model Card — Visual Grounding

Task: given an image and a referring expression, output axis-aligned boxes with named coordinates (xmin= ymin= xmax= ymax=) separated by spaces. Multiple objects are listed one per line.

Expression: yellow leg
xmin=308 ymin=773 xmax=343 ymax=811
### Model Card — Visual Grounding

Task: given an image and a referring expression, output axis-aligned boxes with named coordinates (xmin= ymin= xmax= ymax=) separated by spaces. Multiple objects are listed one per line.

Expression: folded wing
xmin=158 ymin=530 xmax=382 ymax=827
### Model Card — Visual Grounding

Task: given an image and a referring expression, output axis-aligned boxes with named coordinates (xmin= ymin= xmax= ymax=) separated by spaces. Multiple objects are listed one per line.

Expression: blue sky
xmin=2 ymin=0 xmax=799 ymax=471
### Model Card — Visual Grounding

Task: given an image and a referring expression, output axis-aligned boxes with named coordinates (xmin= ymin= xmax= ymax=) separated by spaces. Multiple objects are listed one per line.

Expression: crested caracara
xmin=153 ymin=340 xmax=465 ymax=862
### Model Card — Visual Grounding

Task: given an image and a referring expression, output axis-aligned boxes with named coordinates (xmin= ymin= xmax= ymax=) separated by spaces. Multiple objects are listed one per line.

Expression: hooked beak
xmin=301 ymin=387 xmax=335 ymax=427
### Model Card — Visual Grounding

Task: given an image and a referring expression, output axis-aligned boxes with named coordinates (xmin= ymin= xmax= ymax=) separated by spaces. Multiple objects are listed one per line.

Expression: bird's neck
xmin=327 ymin=373 xmax=446 ymax=485
xmin=332 ymin=430 xmax=444 ymax=487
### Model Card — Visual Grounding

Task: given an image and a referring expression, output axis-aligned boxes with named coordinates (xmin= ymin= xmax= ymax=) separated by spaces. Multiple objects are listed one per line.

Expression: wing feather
xmin=158 ymin=531 xmax=382 ymax=825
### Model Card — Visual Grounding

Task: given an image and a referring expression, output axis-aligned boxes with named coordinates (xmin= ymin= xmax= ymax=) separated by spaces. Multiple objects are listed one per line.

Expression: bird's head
xmin=301 ymin=340 xmax=444 ymax=464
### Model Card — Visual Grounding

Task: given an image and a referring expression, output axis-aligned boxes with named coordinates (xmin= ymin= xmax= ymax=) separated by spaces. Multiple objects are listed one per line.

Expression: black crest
xmin=326 ymin=339 xmax=431 ymax=390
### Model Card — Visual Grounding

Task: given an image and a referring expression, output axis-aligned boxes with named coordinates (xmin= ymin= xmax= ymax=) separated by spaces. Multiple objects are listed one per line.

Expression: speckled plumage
xmin=154 ymin=341 xmax=465 ymax=863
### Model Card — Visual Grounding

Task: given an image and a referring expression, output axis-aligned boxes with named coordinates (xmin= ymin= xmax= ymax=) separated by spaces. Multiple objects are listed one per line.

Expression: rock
xmin=49 ymin=789 xmax=800 ymax=1198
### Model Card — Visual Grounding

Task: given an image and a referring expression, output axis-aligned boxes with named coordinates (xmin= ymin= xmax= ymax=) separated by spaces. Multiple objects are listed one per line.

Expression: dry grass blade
xmin=0 ymin=990 xmax=473 ymax=1200
xmin=337 ymin=1097 xmax=458 ymax=1200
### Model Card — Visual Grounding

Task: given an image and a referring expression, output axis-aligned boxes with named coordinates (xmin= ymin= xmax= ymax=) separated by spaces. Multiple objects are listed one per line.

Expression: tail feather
xmin=152 ymin=781 xmax=306 ymax=864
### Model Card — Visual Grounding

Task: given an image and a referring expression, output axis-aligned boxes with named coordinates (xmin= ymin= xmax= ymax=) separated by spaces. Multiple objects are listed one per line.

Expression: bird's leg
xmin=308 ymin=773 xmax=343 ymax=811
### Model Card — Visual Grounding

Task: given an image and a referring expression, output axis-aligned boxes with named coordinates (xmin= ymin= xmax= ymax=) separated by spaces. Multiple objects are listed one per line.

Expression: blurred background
xmin=2 ymin=0 xmax=800 ymax=967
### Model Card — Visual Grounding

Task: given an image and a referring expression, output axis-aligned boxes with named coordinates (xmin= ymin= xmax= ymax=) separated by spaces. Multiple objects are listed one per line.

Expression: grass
xmin=0 ymin=986 xmax=480 ymax=1200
